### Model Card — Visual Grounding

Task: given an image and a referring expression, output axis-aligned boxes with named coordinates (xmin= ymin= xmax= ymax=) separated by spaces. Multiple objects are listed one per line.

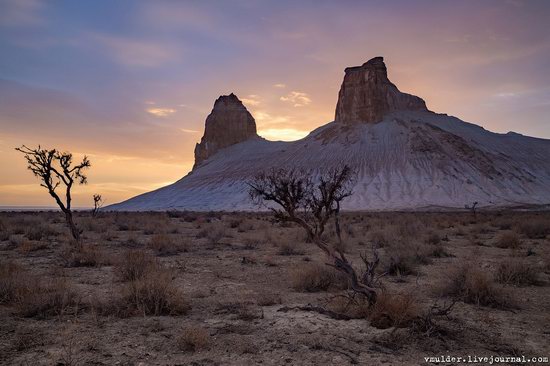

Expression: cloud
xmin=254 ymin=111 xmax=290 ymax=126
xmin=0 ymin=0 xmax=45 ymax=27
xmin=280 ymin=91 xmax=312 ymax=107
xmin=91 ymin=34 xmax=177 ymax=67
xmin=273 ymin=83 xmax=286 ymax=88
xmin=180 ymin=128 xmax=199 ymax=133
xmin=146 ymin=107 xmax=177 ymax=117
xmin=241 ymin=94 xmax=261 ymax=107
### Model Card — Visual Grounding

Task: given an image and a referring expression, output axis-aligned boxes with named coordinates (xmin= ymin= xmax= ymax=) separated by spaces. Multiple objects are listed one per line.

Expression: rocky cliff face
xmin=335 ymin=57 xmax=428 ymax=124
xmin=194 ymin=93 xmax=258 ymax=168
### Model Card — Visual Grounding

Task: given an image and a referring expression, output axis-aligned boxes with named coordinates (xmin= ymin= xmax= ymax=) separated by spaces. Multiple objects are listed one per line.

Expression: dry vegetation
xmin=0 ymin=210 xmax=549 ymax=365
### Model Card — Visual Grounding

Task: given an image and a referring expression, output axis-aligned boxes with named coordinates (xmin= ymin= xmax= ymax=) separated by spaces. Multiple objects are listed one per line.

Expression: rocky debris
xmin=194 ymin=93 xmax=258 ymax=168
xmin=334 ymin=57 xmax=428 ymax=124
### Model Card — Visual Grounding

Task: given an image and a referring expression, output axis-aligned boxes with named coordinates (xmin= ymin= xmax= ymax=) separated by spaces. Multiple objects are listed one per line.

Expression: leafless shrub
xmin=147 ymin=233 xmax=187 ymax=255
xmin=177 ymin=326 xmax=209 ymax=352
xmin=368 ymin=292 xmax=420 ymax=329
xmin=425 ymin=232 xmax=441 ymax=245
xmin=115 ymin=267 xmax=189 ymax=316
xmin=114 ymin=249 xmax=158 ymax=282
xmin=439 ymin=264 xmax=512 ymax=309
xmin=256 ymin=292 xmax=282 ymax=306
xmin=291 ymin=263 xmax=348 ymax=292
xmin=518 ymin=220 xmax=550 ymax=239
xmin=25 ymin=224 xmax=57 ymax=241
xmin=277 ymin=241 xmax=305 ymax=256
xmin=18 ymin=240 xmax=49 ymax=255
xmin=61 ymin=244 xmax=110 ymax=267
xmin=15 ymin=278 xmax=80 ymax=318
xmin=495 ymin=260 xmax=541 ymax=286
xmin=495 ymin=232 xmax=521 ymax=249
xmin=0 ymin=261 xmax=23 ymax=304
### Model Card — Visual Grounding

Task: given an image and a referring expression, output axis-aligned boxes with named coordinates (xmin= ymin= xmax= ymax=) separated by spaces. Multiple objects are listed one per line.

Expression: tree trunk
xmin=64 ymin=210 xmax=80 ymax=242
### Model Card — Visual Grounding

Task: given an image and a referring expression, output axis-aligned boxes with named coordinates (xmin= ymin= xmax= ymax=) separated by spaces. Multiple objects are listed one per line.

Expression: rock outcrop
xmin=335 ymin=57 xmax=428 ymax=124
xmin=194 ymin=93 xmax=258 ymax=168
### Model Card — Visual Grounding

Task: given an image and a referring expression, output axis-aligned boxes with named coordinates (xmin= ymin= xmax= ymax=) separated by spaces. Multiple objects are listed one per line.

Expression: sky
xmin=1 ymin=0 xmax=550 ymax=207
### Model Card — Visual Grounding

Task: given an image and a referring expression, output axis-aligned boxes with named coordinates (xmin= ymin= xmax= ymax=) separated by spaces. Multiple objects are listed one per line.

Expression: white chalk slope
xmin=109 ymin=110 xmax=550 ymax=211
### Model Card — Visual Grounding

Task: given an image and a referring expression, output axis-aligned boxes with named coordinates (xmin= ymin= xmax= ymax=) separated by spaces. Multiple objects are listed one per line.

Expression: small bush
xmin=495 ymin=232 xmax=521 ymax=249
xmin=117 ymin=268 xmax=190 ymax=316
xmin=18 ymin=240 xmax=49 ymax=255
xmin=495 ymin=260 xmax=541 ymax=286
xmin=177 ymin=326 xmax=209 ymax=352
xmin=256 ymin=292 xmax=282 ymax=306
xmin=368 ymin=292 xmax=420 ymax=329
xmin=440 ymin=264 xmax=512 ymax=309
xmin=277 ymin=242 xmax=305 ymax=256
xmin=114 ymin=250 xmax=158 ymax=282
xmin=148 ymin=233 xmax=186 ymax=255
xmin=15 ymin=278 xmax=79 ymax=318
xmin=291 ymin=263 xmax=347 ymax=292
xmin=425 ymin=232 xmax=441 ymax=245
xmin=0 ymin=261 xmax=23 ymax=304
xmin=25 ymin=224 xmax=57 ymax=241
xmin=61 ymin=244 xmax=109 ymax=267
xmin=519 ymin=220 xmax=550 ymax=239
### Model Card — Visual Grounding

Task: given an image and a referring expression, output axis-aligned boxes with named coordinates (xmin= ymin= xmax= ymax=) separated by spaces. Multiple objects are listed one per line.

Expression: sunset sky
xmin=1 ymin=0 xmax=550 ymax=207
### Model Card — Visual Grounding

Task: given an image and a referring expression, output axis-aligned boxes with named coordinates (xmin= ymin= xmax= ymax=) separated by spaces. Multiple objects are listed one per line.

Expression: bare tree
xmin=248 ymin=165 xmax=379 ymax=305
xmin=92 ymin=194 xmax=103 ymax=217
xmin=465 ymin=201 xmax=478 ymax=219
xmin=16 ymin=145 xmax=91 ymax=241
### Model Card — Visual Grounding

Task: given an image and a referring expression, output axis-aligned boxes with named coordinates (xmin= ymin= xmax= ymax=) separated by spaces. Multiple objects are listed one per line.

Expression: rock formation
xmin=334 ymin=56 xmax=428 ymax=124
xmin=109 ymin=57 xmax=550 ymax=211
xmin=194 ymin=93 xmax=258 ymax=168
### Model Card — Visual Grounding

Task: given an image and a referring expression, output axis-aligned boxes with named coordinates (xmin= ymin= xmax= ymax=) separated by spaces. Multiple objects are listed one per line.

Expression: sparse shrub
xmin=114 ymin=249 xmax=158 ymax=282
xmin=0 ymin=261 xmax=23 ymax=304
xmin=177 ymin=326 xmax=209 ymax=352
xmin=15 ymin=278 xmax=80 ymax=318
xmin=368 ymin=292 xmax=420 ymax=329
xmin=429 ymin=244 xmax=452 ymax=258
xmin=25 ymin=224 xmax=57 ymax=241
xmin=291 ymin=263 xmax=347 ymax=292
xmin=243 ymin=238 xmax=260 ymax=250
xmin=18 ymin=240 xmax=48 ymax=255
xmin=495 ymin=232 xmax=521 ymax=249
xmin=384 ymin=243 xmax=432 ymax=276
xmin=369 ymin=228 xmax=395 ymax=248
xmin=118 ymin=268 xmax=189 ymax=316
xmin=495 ymin=260 xmax=541 ymax=286
xmin=277 ymin=242 xmax=305 ymax=256
xmin=425 ymin=232 xmax=441 ymax=245
xmin=147 ymin=233 xmax=186 ymax=255
xmin=519 ymin=220 xmax=550 ymax=239
xmin=256 ymin=292 xmax=282 ymax=306
xmin=440 ymin=264 xmax=512 ymax=309
xmin=61 ymin=244 xmax=109 ymax=267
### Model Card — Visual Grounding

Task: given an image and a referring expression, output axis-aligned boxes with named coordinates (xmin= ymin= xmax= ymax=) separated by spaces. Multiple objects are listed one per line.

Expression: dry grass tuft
xmin=290 ymin=263 xmax=347 ymax=292
xmin=61 ymin=244 xmax=110 ymax=267
xmin=440 ymin=264 xmax=512 ymax=309
xmin=495 ymin=260 xmax=541 ymax=286
xmin=114 ymin=249 xmax=158 ymax=282
xmin=0 ymin=261 xmax=23 ymax=304
xmin=368 ymin=292 xmax=420 ymax=329
xmin=116 ymin=267 xmax=190 ymax=316
xmin=518 ymin=220 xmax=550 ymax=239
xmin=277 ymin=241 xmax=305 ymax=256
xmin=495 ymin=232 xmax=522 ymax=249
xmin=147 ymin=233 xmax=187 ymax=255
xmin=177 ymin=326 xmax=210 ymax=352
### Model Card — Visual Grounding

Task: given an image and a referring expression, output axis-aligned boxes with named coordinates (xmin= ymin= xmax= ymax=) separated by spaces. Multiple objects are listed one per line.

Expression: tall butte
xmin=193 ymin=93 xmax=258 ymax=168
xmin=335 ymin=56 xmax=428 ymax=124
